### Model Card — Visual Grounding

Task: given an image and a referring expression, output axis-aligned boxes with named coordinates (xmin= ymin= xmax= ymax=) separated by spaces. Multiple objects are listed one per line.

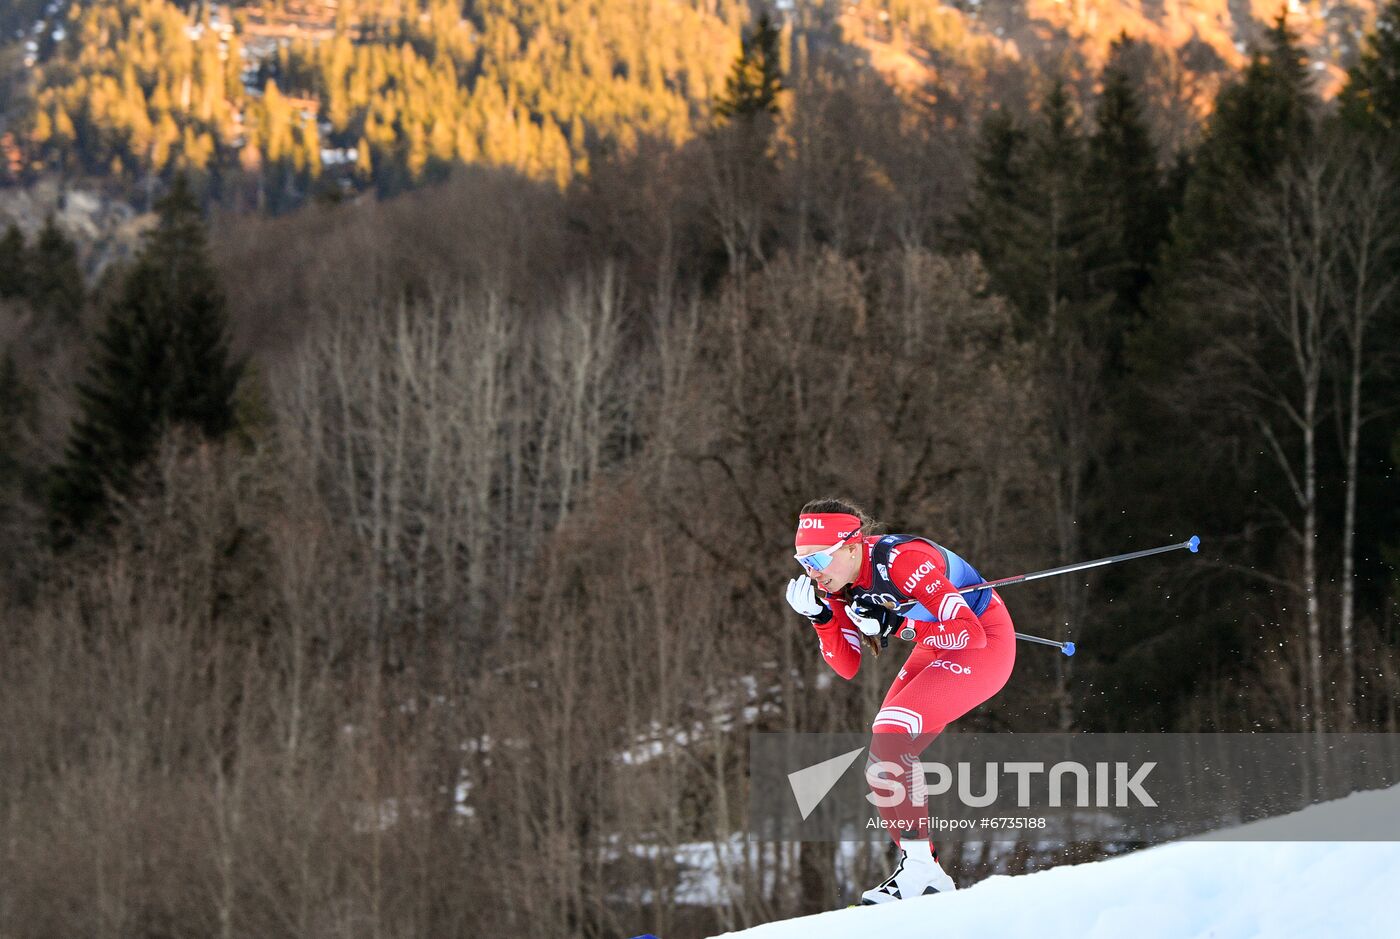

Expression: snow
xmin=618 ymin=838 xmax=786 ymax=905
xmin=709 ymin=785 xmax=1400 ymax=939
xmin=617 ymin=837 xmax=1038 ymax=909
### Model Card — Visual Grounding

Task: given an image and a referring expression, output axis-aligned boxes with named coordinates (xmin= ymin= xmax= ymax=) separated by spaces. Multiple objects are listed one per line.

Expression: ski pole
xmin=1015 ymin=631 xmax=1076 ymax=656
xmin=898 ymin=536 xmax=1201 ymax=655
xmin=961 ymin=535 xmax=1200 ymax=595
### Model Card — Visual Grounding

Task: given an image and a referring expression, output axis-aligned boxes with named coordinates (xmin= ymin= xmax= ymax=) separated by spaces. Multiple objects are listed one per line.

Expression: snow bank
xmin=709 ymin=785 xmax=1400 ymax=939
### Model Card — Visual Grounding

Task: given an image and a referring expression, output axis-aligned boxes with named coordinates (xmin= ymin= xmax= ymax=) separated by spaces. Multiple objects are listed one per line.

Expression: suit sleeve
xmin=811 ymin=599 xmax=862 ymax=680
xmin=888 ymin=545 xmax=988 ymax=651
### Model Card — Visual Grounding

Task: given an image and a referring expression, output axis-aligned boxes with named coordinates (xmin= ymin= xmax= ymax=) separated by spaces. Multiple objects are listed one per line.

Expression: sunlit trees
xmin=15 ymin=0 xmax=742 ymax=202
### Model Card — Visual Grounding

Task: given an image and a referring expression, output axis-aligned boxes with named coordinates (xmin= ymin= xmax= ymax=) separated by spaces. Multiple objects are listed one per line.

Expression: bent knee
xmin=871 ymin=704 xmax=926 ymax=736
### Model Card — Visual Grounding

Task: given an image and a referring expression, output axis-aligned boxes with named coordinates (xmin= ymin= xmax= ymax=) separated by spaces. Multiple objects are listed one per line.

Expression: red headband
xmin=795 ymin=512 xmax=862 ymax=549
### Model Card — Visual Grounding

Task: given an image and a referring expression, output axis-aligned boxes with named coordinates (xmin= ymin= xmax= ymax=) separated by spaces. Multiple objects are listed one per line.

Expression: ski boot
xmin=859 ymin=840 xmax=956 ymax=905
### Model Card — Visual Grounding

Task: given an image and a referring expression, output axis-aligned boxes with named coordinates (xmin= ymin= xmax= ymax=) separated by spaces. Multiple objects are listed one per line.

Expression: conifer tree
xmin=1165 ymin=12 xmax=1314 ymax=268
xmin=1031 ymin=78 xmax=1103 ymax=310
xmin=964 ymin=79 xmax=1114 ymax=730
xmin=1129 ymin=12 xmax=1319 ymax=411
xmin=1104 ymin=17 xmax=1324 ymax=716
xmin=0 ymin=224 xmax=25 ymax=299
xmin=48 ymin=175 xmax=242 ymax=542
xmin=1087 ymin=35 xmax=1169 ymax=337
xmin=1390 ymin=431 xmax=1400 ymax=619
xmin=26 ymin=216 xmax=84 ymax=323
xmin=0 ymin=353 xmax=26 ymax=478
xmin=1132 ymin=12 xmax=1317 ymax=386
xmin=1340 ymin=0 xmax=1400 ymax=134
xmin=960 ymin=109 xmax=1033 ymax=296
xmin=1347 ymin=3 xmax=1400 ymax=633
xmin=963 ymin=80 xmax=1104 ymax=336
xmin=714 ymin=12 xmax=784 ymax=121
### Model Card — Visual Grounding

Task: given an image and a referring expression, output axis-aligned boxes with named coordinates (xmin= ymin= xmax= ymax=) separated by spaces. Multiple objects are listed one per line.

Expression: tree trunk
xmin=1339 ymin=326 xmax=1360 ymax=729
xmin=1303 ymin=404 xmax=1321 ymax=735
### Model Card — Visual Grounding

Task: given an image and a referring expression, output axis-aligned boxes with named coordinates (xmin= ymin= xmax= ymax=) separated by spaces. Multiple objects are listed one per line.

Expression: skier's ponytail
xmin=799 ymin=497 xmax=884 ymax=656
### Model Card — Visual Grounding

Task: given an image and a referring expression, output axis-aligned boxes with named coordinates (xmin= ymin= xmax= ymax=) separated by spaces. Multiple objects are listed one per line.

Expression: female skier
xmin=784 ymin=497 xmax=1017 ymax=905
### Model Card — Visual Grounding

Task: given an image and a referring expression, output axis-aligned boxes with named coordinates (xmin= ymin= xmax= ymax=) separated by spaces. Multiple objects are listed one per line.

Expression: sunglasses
xmin=795 ymin=537 xmax=855 ymax=574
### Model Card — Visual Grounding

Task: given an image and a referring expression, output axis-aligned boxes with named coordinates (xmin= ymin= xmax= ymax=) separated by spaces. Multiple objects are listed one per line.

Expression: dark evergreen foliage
xmin=0 ymin=224 xmax=25 ymax=299
xmin=0 ymin=354 xmax=28 ymax=479
xmin=1164 ymin=12 xmax=1315 ymax=269
xmin=1087 ymin=35 xmax=1170 ymax=340
xmin=1092 ymin=15 xmax=1332 ymax=730
xmin=25 ymin=216 xmax=85 ymax=323
xmin=713 ymin=12 xmax=786 ymax=121
xmin=1341 ymin=0 xmax=1400 ymax=133
xmin=962 ymin=78 xmax=1110 ymax=337
xmin=960 ymin=109 xmax=1032 ymax=299
xmin=48 ymin=176 xmax=242 ymax=542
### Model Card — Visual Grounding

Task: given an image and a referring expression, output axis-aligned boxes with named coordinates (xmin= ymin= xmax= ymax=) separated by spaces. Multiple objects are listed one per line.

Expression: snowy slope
xmin=710 ymin=785 xmax=1400 ymax=939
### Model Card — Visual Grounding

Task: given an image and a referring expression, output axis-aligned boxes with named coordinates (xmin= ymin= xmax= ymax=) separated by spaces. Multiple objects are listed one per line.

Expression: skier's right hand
xmin=840 ymin=601 xmax=884 ymax=638
xmin=785 ymin=576 xmax=832 ymax=624
xmin=847 ymin=599 xmax=893 ymax=638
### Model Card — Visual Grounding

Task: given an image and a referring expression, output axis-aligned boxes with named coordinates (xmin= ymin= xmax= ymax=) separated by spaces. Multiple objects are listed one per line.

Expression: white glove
xmin=785 ymin=576 xmax=829 ymax=622
xmin=847 ymin=604 xmax=884 ymax=637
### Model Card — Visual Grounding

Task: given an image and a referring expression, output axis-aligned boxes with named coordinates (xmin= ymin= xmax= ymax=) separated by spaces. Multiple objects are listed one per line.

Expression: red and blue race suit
xmin=811 ymin=535 xmax=1017 ymax=854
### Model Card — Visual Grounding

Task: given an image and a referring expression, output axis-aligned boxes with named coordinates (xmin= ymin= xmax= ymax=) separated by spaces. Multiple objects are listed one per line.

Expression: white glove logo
xmin=847 ymin=605 xmax=883 ymax=637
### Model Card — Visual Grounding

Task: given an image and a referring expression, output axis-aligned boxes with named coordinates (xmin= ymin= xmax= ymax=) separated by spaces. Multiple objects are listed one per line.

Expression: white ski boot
xmin=859 ymin=840 xmax=957 ymax=905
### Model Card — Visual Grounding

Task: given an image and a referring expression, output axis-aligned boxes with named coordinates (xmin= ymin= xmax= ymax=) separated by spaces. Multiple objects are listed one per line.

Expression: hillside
xmin=2 ymin=0 xmax=744 ymax=208
xmin=709 ymin=784 xmax=1400 ymax=939
xmin=841 ymin=0 xmax=1381 ymax=147
xmin=0 ymin=0 xmax=1385 ymax=209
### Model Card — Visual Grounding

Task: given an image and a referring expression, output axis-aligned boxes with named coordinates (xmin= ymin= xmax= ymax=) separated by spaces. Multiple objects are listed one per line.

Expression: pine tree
xmin=1087 ymin=35 xmax=1169 ymax=340
xmin=960 ymin=110 xmax=1036 ymax=319
xmin=0 ymin=353 xmax=27 ymax=480
xmin=1129 ymin=11 xmax=1319 ymax=426
xmin=0 ymin=350 xmax=36 ymax=578
xmin=1133 ymin=11 xmax=1318 ymax=388
xmin=48 ymin=175 xmax=242 ymax=542
xmin=1389 ymin=430 xmax=1400 ymax=634
xmin=964 ymin=79 xmax=1114 ymax=731
xmin=714 ymin=12 xmax=784 ymax=121
xmin=1030 ymin=78 xmax=1101 ymax=311
xmin=1104 ymin=16 xmax=1324 ymax=715
xmin=25 ymin=216 xmax=84 ymax=323
xmin=0 ymin=223 xmax=25 ymax=298
xmin=1340 ymin=0 xmax=1400 ymax=134
xmin=1165 ymin=12 xmax=1315 ymax=268
xmin=963 ymin=80 xmax=1104 ymax=336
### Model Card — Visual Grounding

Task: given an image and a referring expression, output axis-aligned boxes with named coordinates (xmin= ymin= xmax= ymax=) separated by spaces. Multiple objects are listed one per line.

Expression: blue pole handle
xmin=1188 ymin=535 xmax=1200 ymax=553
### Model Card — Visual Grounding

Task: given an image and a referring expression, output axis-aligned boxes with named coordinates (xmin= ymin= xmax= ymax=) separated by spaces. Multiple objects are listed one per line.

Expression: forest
xmin=2 ymin=1 xmax=1400 ymax=936
xmin=6 ymin=0 xmax=747 ymax=207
